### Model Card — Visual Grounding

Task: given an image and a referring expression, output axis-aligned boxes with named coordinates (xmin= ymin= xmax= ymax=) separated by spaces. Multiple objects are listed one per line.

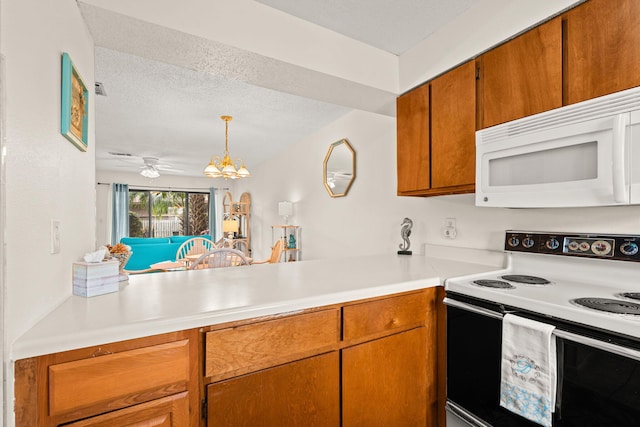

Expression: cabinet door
xmin=63 ymin=392 xmax=189 ymax=427
xmin=565 ymin=0 xmax=640 ymax=104
xmin=342 ymin=327 xmax=428 ymax=426
xmin=479 ymin=17 xmax=562 ymax=128
xmin=207 ymin=352 xmax=339 ymax=426
xmin=430 ymin=61 xmax=476 ymax=191
xmin=397 ymin=84 xmax=430 ymax=193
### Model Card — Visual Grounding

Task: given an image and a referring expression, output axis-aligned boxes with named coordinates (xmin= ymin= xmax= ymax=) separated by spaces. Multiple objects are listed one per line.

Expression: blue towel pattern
xmin=500 ymin=380 xmax=552 ymax=427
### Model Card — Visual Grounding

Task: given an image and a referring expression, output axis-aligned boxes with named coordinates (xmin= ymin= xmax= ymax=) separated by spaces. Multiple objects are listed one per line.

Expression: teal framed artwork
xmin=61 ymin=52 xmax=88 ymax=151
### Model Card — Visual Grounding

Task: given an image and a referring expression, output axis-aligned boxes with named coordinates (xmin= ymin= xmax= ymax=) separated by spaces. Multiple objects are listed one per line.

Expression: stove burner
xmin=501 ymin=275 xmax=550 ymax=285
xmin=472 ymin=279 xmax=515 ymax=289
xmin=617 ymin=292 xmax=640 ymax=301
xmin=571 ymin=297 xmax=640 ymax=315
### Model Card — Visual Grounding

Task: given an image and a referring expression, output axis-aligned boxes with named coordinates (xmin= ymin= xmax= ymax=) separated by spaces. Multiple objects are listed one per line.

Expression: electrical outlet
xmin=443 ymin=217 xmax=457 ymax=239
xmin=51 ymin=220 xmax=61 ymax=254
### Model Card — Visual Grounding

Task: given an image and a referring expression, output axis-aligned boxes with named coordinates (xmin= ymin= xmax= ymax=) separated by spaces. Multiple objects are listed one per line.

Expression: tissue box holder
xmin=73 ymin=260 xmax=119 ymax=297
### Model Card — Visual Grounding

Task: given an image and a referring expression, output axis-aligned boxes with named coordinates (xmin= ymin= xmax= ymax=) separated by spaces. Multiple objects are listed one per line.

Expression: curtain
xmin=208 ymin=187 xmax=217 ymax=240
xmin=111 ymin=183 xmax=129 ymax=245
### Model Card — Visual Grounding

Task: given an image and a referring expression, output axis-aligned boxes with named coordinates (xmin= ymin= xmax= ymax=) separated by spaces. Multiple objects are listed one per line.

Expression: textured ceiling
xmin=255 ymin=0 xmax=478 ymax=55
xmin=85 ymin=0 xmax=479 ymax=178
xmin=94 ymin=47 xmax=351 ymax=177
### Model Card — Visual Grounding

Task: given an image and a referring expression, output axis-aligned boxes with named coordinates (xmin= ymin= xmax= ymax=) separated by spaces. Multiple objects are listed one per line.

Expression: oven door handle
xmin=445 ymin=297 xmax=640 ymax=363
xmin=554 ymin=329 xmax=640 ymax=362
xmin=443 ymin=297 xmax=505 ymax=320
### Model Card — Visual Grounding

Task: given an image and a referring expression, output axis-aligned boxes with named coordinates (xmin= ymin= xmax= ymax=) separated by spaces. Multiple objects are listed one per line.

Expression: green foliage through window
xmin=128 ymin=189 xmax=209 ymax=237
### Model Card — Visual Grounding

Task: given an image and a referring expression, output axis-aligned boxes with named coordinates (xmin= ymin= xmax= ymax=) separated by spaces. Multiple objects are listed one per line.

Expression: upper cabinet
xmin=398 ymin=0 xmax=640 ymax=197
xmin=565 ymin=0 xmax=640 ymax=105
xmin=397 ymin=62 xmax=475 ymax=196
xmin=397 ymin=84 xmax=430 ymax=193
xmin=431 ymin=61 xmax=476 ymax=191
xmin=478 ymin=17 xmax=563 ymax=129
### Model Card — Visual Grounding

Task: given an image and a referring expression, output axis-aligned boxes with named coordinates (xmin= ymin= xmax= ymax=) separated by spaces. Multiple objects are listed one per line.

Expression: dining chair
xmin=176 ymin=237 xmax=217 ymax=262
xmin=189 ymin=248 xmax=250 ymax=269
xmin=252 ymin=239 xmax=284 ymax=264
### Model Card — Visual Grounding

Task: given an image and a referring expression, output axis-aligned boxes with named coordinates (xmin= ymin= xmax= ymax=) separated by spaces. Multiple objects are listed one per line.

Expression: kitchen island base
xmin=15 ymin=287 xmax=445 ymax=426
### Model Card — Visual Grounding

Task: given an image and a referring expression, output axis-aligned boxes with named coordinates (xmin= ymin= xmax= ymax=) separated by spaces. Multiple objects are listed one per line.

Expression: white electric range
xmin=444 ymin=230 xmax=640 ymax=427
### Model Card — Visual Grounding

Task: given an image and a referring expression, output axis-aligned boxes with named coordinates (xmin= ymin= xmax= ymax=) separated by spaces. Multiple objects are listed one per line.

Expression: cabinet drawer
xmin=49 ymin=340 xmax=190 ymax=418
xmin=343 ymin=291 xmax=427 ymax=341
xmin=205 ymin=309 xmax=340 ymax=380
xmin=63 ymin=392 xmax=189 ymax=427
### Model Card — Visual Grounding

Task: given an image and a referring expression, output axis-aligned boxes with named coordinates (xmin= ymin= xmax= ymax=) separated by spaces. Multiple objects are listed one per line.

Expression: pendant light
xmin=203 ymin=116 xmax=250 ymax=179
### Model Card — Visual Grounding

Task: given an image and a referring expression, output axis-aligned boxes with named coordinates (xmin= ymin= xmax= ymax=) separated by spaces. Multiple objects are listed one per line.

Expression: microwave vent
xmin=479 ymin=86 xmax=640 ymax=145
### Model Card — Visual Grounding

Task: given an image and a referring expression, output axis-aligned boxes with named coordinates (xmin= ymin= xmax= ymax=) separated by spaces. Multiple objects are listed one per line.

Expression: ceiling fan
xmin=140 ymin=157 xmax=161 ymax=178
xmin=106 ymin=152 xmax=182 ymax=178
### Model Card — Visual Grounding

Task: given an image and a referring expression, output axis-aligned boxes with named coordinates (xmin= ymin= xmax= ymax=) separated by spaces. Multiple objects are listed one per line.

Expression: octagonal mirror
xmin=323 ymin=138 xmax=356 ymax=198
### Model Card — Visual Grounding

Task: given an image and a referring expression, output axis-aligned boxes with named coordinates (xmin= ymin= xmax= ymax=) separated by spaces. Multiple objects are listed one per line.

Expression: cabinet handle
xmin=90 ymin=347 xmax=113 ymax=358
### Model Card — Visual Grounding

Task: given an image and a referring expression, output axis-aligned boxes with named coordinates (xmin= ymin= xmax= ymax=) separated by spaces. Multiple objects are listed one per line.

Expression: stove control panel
xmin=504 ymin=231 xmax=640 ymax=262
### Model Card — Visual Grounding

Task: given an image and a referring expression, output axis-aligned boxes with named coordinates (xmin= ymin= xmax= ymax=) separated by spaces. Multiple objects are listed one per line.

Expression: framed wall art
xmin=61 ymin=52 xmax=88 ymax=151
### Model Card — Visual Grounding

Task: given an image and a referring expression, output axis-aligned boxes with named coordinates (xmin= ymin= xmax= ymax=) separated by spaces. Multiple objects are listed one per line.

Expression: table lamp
xmin=223 ymin=219 xmax=239 ymax=238
xmin=278 ymin=201 xmax=293 ymax=225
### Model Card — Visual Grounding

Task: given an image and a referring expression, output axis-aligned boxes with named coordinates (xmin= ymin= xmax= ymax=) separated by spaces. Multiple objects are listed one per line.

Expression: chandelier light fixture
xmin=203 ymin=115 xmax=250 ymax=179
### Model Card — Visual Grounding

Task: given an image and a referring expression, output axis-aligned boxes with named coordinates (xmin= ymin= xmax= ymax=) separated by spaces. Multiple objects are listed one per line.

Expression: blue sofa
xmin=120 ymin=235 xmax=213 ymax=270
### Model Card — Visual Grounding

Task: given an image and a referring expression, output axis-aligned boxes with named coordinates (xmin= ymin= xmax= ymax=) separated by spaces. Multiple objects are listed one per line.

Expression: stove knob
xmin=507 ymin=236 xmax=520 ymax=247
xmin=591 ymin=240 xmax=612 ymax=255
xmin=620 ymin=242 xmax=639 ymax=256
xmin=545 ymin=238 xmax=560 ymax=250
xmin=522 ymin=237 xmax=535 ymax=248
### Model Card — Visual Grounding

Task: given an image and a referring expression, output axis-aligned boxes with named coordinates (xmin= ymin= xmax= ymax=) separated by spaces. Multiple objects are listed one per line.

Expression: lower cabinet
xmin=203 ymin=289 xmax=438 ymax=426
xmin=13 ymin=330 xmax=199 ymax=427
xmin=342 ymin=327 xmax=427 ymax=426
xmin=14 ymin=289 xmax=441 ymax=427
xmin=63 ymin=392 xmax=189 ymax=427
xmin=207 ymin=352 xmax=340 ymax=426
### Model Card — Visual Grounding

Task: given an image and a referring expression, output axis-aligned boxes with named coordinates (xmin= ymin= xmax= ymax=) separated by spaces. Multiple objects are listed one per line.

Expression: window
xmin=128 ymin=190 xmax=210 ymax=237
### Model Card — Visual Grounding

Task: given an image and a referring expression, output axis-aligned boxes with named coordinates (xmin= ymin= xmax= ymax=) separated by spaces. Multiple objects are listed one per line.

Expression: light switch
xmin=51 ymin=220 xmax=61 ymax=254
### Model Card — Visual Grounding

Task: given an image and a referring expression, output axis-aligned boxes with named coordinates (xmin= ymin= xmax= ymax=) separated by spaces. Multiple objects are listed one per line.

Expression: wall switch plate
xmin=51 ymin=220 xmax=61 ymax=254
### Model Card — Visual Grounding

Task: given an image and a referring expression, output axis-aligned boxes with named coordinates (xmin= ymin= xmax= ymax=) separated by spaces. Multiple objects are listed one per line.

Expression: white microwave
xmin=476 ymin=86 xmax=640 ymax=208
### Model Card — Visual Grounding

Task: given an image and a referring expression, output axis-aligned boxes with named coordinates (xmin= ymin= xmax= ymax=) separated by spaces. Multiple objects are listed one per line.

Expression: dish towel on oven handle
xmin=500 ymin=313 xmax=557 ymax=427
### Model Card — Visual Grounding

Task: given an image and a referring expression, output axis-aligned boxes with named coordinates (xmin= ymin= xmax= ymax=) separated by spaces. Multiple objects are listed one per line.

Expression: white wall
xmin=234 ymin=110 xmax=430 ymax=261
xmin=1 ymin=0 xmax=95 ymax=422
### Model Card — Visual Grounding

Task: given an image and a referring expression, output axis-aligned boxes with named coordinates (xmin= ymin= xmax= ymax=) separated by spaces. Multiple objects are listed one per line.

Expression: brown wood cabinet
xmin=430 ymin=61 xmax=476 ymax=192
xmin=62 ymin=392 xmax=189 ymax=427
xmin=204 ymin=308 xmax=340 ymax=382
xmin=207 ymin=352 xmax=340 ymax=426
xmin=397 ymin=0 xmax=640 ymax=197
xmin=397 ymin=62 xmax=476 ymax=196
xmin=342 ymin=327 xmax=428 ymax=426
xmin=565 ymin=0 xmax=640 ymax=105
xmin=14 ymin=330 xmax=199 ymax=427
xmin=397 ymin=84 xmax=430 ymax=193
xmin=478 ymin=17 xmax=562 ymax=128
xmin=15 ymin=288 xmax=443 ymax=427
xmin=202 ymin=288 xmax=441 ymax=426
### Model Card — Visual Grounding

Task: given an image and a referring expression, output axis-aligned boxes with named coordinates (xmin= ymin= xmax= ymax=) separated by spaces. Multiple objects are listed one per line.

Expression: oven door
xmin=445 ymin=294 xmax=640 ymax=427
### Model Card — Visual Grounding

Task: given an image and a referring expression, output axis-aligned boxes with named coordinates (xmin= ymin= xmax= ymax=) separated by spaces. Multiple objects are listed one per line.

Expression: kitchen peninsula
xmin=13 ymin=251 xmax=502 ymax=426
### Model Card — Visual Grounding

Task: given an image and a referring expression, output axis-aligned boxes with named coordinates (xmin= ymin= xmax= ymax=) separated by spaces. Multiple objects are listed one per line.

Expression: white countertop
xmin=11 ymin=251 xmax=504 ymax=360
